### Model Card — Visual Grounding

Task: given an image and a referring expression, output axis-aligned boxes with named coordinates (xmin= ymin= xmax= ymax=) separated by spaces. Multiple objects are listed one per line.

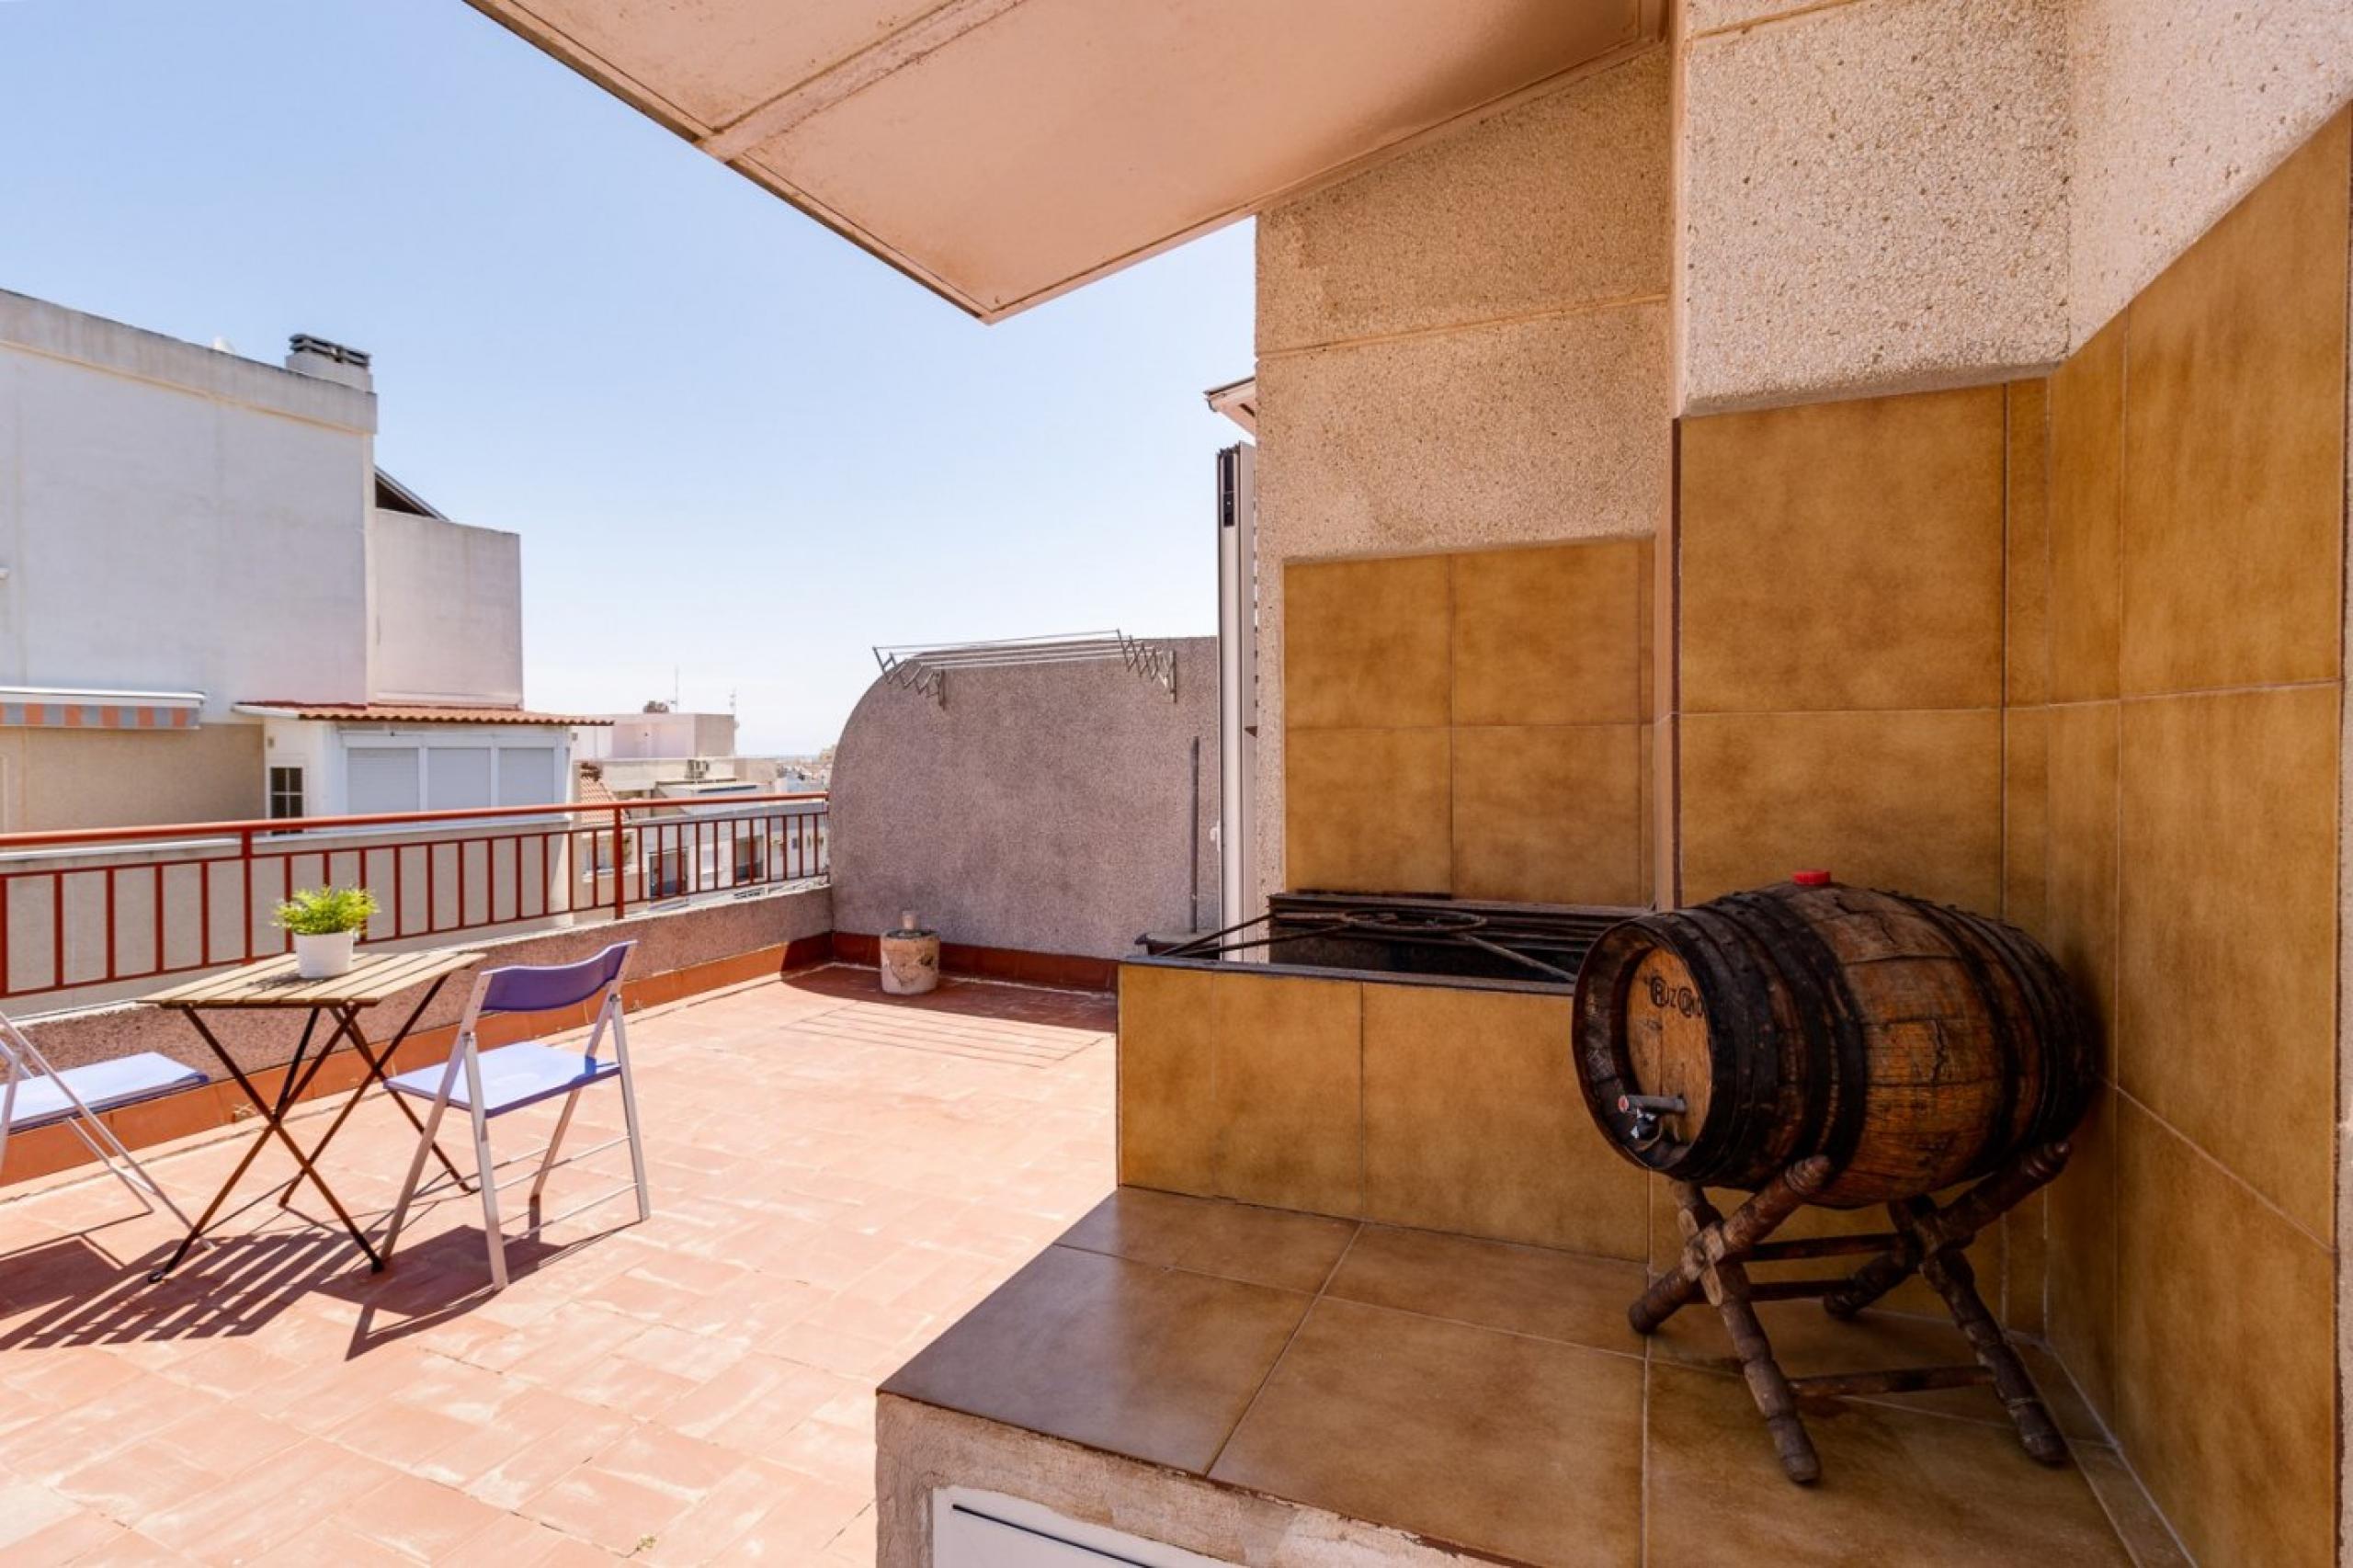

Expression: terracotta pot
xmin=879 ymin=913 xmax=939 ymax=995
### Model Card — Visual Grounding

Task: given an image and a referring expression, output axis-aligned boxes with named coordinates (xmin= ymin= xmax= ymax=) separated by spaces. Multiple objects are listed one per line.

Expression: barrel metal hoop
xmin=1669 ymin=904 xmax=1785 ymax=1187
xmin=1572 ymin=921 xmax=1685 ymax=1173
xmin=1904 ymin=898 xmax=2027 ymax=1180
xmin=1720 ymin=888 xmax=1873 ymax=1180
xmin=1956 ymin=907 xmax=2093 ymax=1148
xmin=1713 ymin=892 xmax=1840 ymax=1176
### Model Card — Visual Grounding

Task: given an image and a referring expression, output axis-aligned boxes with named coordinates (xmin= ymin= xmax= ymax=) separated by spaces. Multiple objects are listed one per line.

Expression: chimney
xmin=284 ymin=333 xmax=373 ymax=393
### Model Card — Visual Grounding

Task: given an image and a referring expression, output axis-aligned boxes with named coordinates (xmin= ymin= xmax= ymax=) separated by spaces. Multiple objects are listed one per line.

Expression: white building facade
xmin=0 ymin=289 xmax=583 ymax=829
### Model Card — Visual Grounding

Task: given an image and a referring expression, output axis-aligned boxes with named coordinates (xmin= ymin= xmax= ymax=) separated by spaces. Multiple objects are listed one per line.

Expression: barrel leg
xmin=1824 ymin=1142 xmax=2072 ymax=1319
xmin=1631 ymin=1159 xmax=1834 ymax=1333
xmin=1709 ymin=1254 xmax=1823 ymax=1483
xmin=1636 ymin=1173 xmax=1824 ymax=1484
xmin=1900 ymin=1199 xmax=2070 ymax=1466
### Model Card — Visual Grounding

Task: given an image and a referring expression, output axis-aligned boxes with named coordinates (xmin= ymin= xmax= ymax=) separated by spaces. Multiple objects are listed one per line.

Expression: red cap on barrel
xmin=1791 ymin=869 xmax=1833 ymax=887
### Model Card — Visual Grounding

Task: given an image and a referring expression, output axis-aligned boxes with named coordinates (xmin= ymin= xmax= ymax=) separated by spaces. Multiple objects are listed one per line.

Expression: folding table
xmin=139 ymin=949 xmax=483 ymax=1280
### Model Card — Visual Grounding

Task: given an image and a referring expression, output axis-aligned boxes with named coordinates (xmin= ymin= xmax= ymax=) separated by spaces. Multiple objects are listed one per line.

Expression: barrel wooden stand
xmin=1633 ymin=1142 xmax=2075 ymax=1483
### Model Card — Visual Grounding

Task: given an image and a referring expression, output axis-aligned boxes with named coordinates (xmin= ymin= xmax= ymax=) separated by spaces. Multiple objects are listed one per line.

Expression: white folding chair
xmin=0 ymin=1016 xmax=203 ymax=1225
xmin=381 ymin=941 xmax=648 ymax=1288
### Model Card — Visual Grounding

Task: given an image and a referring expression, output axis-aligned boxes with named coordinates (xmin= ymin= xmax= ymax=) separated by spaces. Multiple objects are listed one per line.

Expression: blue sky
xmin=0 ymin=0 xmax=1255 ymax=753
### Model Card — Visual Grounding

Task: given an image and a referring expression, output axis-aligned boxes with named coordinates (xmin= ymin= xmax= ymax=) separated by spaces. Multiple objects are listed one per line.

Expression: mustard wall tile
xmin=2119 ymin=110 xmax=2349 ymax=696
xmin=1677 ymin=709 xmax=2004 ymax=909
xmin=1285 ymin=554 xmax=1453 ymax=730
xmin=1451 ymin=540 xmax=1643 ymax=727
xmin=1637 ymin=537 xmax=1658 ymax=721
xmin=2114 ymin=1101 xmax=2335 ymax=1568
xmin=2117 ymin=686 xmax=2338 ymax=1237
xmin=2006 ymin=379 xmax=2052 ymax=707
xmin=1451 ymin=724 xmax=1644 ymax=906
xmin=1285 ymin=727 xmax=1451 ymax=893
xmin=2044 ymin=1082 xmax=2118 ymax=1419
xmin=1677 ymin=386 xmax=2005 ymax=715
xmin=2043 ymin=701 xmax=2120 ymax=1032
xmin=1652 ymin=716 xmax=1677 ymax=908
xmin=1638 ymin=722 xmax=1657 ymax=908
xmin=1116 ymin=962 xmax=1219 ymax=1196
xmin=2003 ymin=706 xmax=2050 ymax=939
xmin=2047 ymin=318 xmax=2124 ymax=702
xmin=1999 ymin=1191 xmax=2048 ymax=1338
xmin=1362 ymin=985 xmax=1647 ymax=1259
xmin=1211 ymin=971 xmax=1363 ymax=1216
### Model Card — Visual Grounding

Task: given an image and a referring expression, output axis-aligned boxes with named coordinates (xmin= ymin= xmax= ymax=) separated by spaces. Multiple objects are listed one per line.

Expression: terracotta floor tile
xmin=881 ymin=1244 xmax=1309 ymax=1474
xmin=435 ymin=1391 xmax=635 ymax=1507
xmin=1210 ymin=1297 xmax=1644 ymax=1566
xmin=0 ymin=1476 xmax=84 ymax=1551
xmin=662 ymin=1353 xmax=858 ymax=1451
xmin=520 ymin=1460 xmax=699 ymax=1554
xmin=1644 ymin=1362 xmax=2131 ymax=1566
xmin=244 ymin=1517 xmax=416 ymax=1566
xmin=63 ymin=1528 xmax=203 ymax=1565
xmin=707 ymin=1468 xmax=874 ymax=1562
xmin=1055 ymin=1187 xmax=1358 ymax=1291
xmin=7 ymin=1505 xmax=131 ymax=1562
xmin=326 ymin=1469 xmax=510 ymax=1561
xmin=632 ymin=1459 xmax=806 ymax=1565
xmin=137 ymin=1437 xmax=405 ymax=1564
xmin=51 ymin=1439 xmax=222 ymax=1525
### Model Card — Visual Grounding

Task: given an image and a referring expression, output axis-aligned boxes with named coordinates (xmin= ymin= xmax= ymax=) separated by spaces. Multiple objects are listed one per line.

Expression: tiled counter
xmin=874 ymin=1188 xmax=2181 ymax=1566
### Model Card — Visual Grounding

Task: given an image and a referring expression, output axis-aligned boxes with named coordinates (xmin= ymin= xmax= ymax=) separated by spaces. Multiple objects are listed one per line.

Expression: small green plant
xmin=272 ymin=885 xmax=380 ymax=936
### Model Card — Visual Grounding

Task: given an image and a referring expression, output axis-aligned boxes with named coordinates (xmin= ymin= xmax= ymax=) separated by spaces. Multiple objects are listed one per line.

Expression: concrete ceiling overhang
xmin=465 ymin=0 xmax=1661 ymax=321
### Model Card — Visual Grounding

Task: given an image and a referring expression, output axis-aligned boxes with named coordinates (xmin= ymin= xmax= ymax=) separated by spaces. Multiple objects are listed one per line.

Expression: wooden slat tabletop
xmin=141 ymin=949 xmax=484 ymax=1010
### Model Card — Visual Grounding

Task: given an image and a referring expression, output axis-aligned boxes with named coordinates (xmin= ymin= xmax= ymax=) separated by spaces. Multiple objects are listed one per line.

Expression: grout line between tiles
xmin=1200 ymin=1224 xmax=1362 ymax=1476
xmin=2109 ymin=1083 xmax=2334 ymax=1253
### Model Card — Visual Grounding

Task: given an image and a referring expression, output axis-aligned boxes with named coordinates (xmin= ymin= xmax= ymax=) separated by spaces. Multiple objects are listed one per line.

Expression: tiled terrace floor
xmin=0 ymin=966 xmax=1115 ymax=1565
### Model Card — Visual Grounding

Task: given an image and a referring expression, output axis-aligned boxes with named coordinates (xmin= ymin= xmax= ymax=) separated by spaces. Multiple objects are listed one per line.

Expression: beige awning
xmin=465 ymin=0 xmax=1660 ymax=321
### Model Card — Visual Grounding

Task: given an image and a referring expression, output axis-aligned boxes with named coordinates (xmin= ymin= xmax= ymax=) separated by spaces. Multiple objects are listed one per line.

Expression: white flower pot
xmin=293 ymin=929 xmax=358 ymax=980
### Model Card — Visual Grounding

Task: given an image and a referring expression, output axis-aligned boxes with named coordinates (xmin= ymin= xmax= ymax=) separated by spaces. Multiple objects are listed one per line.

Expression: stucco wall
xmin=0 ymin=291 xmax=376 ymax=720
xmin=829 ymin=640 xmax=1217 ymax=958
xmin=1252 ymin=49 xmax=1674 ymax=911
xmin=1678 ymin=0 xmax=2071 ymax=411
xmin=367 ymin=509 xmax=526 ymax=706
xmin=0 ymin=722 xmax=261 ymax=831
xmin=1677 ymin=0 xmax=2353 ymax=411
xmin=2067 ymin=0 xmax=2353 ymax=344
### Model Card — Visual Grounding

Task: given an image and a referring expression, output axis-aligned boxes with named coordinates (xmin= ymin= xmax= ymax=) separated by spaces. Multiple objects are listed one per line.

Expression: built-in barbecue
xmin=1152 ymin=888 xmax=1635 ymax=987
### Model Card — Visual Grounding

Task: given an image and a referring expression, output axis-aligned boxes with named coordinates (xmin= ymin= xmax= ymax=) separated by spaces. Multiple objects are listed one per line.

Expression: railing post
xmin=611 ymin=804 xmax=628 ymax=924
xmin=241 ymin=827 xmax=256 ymax=961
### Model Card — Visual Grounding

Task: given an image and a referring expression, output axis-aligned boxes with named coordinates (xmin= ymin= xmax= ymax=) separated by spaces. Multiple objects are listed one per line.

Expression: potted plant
xmin=274 ymin=886 xmax=379 ymax=979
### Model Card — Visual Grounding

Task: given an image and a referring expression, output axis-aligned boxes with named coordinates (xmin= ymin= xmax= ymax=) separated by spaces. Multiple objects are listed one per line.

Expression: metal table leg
xmin=148 ymin=1008 xmax=384 ymax=1280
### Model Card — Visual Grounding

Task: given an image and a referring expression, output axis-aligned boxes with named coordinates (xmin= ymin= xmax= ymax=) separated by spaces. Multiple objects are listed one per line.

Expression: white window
xmin=267 ymin=767 xmax=304 ymax=819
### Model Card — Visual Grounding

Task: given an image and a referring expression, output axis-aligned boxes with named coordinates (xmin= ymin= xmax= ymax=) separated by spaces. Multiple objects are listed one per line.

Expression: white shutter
xmin=347 ymin=747 xmax=420 ymax=814
xmin=426 ymin=747 xmax=494 ymax=811
xmin=496 ymin=747 xmax=557 ymax=807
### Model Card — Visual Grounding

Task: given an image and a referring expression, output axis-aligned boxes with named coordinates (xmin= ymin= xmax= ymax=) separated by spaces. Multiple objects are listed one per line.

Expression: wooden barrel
xmin=1573 ymin=876 xmax=2094 ymax=1207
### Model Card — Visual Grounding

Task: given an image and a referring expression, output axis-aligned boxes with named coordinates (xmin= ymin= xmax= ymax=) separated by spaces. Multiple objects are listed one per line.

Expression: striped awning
xmin=0 ymin=687 xmax=204 ymax=730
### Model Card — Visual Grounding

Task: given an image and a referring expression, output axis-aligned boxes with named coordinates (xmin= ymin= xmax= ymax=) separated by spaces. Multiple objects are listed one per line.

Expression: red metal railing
xmin=0 ymin=793 xmax=828 ymax=1004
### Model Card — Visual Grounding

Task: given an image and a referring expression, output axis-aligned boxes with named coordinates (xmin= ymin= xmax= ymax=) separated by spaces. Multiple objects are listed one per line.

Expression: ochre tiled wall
xmin=1116 ymin=962 xmax=1649 ymax=1260
xmin=1283 ymin=538 xmax=1654 ymax=908
xmin=2006 ymin=111 xmax=2347 ymax=1568
xmin=1665 ymin=108 xmax=2348 ymax=1564
xmin=1674 ymin=384 xmax=2009 ymax=907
